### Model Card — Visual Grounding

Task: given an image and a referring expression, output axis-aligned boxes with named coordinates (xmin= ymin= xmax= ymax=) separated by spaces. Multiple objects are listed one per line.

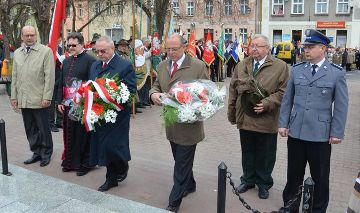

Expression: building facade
xmin=261 ymin=0 xmax=360 ymax=48
xmin=172 ymin=0 xmax=257 ymax=43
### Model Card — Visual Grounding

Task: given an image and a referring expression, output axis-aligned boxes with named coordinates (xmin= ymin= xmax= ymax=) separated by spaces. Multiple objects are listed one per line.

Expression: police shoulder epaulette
xmin=292 ymin=62 xmax=306 ymax=67
xmin=331 ymin=63 xmax=342 ymax=70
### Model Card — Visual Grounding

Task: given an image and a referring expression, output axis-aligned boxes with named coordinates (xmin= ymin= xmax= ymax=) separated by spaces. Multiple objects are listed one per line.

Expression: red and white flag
xmin=49 ymin=0 xmax=67 ymax=62
xmin=187 ymin=30 xmax=196 ymax=58
xmin=202 ymin=31 xmax=215 ymax=66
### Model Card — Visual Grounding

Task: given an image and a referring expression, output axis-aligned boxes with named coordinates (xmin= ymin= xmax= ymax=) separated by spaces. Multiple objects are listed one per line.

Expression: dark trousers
xmin=49 ymin=84 xmax=62 ymax=126
xmin=169 ymin=141 xmax=197 ymax=207
xmin=21 ymin=108 xmax=53 ymax=160
xmin=106 ymin=160 xmax=128 ymax=182
xmin=138 ymin=77 xmax=150 ymax=105
xmin=283 ymin=136 xmax=331 ymax=213
xmin=239 ymin=129 xmax=277 ymax=189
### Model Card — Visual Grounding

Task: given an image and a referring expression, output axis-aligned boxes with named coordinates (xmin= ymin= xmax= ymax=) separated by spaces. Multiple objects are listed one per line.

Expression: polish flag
xmin=49 ymin=0 xmax=67 ymax=62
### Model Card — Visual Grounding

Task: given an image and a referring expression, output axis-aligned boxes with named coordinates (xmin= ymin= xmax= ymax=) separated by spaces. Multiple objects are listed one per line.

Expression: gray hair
xmin=142 ymin=37 xmax=151 ymax=43
xmin=96 ymin=36 xmax=114 ymax=48
xmin=252 ymin=34 xmax=270 ymax=47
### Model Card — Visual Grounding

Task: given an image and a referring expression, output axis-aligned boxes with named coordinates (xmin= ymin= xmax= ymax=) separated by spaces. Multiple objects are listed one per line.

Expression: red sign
xmin=316 ymin=21 xmax=345 ymax=28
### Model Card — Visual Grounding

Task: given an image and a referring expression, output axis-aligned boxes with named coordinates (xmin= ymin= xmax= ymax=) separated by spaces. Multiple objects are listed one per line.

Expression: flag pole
xmin=131 ymin=0 xmax=136 ymax=118
xmin=218 ymin=23 xmax=224 ymax=81
xmin=150 ymin=2 xmax=154 ymax=88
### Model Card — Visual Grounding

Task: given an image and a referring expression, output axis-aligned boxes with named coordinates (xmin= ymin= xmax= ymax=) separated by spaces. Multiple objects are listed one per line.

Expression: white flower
xmin=188 ymin=82 xmax=204 ymax=95
xmin=89 ymin=111 xmax=99 ymax=123
xmin=198 ymin=103 xmax=216 ymax=119
xmin=178 ymin=104 xmax=197 ymax=123
xmin=104 ymin=110 xmax=118 ymax=123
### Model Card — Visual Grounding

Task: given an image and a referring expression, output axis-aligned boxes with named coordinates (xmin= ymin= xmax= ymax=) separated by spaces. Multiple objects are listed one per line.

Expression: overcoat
xmin=89 ymin=54 xmax=136 ymax=166
xmin=11 ymin=43 xmax=55 ymax=108
xmin=278 ymin=60 xmax=348 ymax=142
xmin=149 ymin=55 xmax=209 ymax=145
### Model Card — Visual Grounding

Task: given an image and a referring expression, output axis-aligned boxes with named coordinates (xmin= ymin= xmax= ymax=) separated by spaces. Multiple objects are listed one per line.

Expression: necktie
xmin=171 ymin=62 xmax=178 ymax=78
xmin=253 ymin=61 xmax=260 ymax=76
xmin=26 ymin=46 xmax=31 ymax=53
xmin=312 ymin=64 xmax=318 ymax=76
xmin=102 ymin=63 xmax=107 ymax=69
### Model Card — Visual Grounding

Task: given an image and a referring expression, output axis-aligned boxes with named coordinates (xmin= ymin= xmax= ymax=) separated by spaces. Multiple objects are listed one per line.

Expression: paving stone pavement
xmin=0 ymin=74 xmax=359 ymax=213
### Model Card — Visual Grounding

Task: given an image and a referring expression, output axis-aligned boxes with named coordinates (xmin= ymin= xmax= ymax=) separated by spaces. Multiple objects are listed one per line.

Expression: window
xmin=272 ymin=0 xmax=284 ymax=15
xmin=117 ymin=1 xmax=124 ymax=15
xmin=173 ymin=0 xmax=180 ymax=16
xmin=78 ymin=4 xmax=83 ymax=18
xmin=239 ymin=28 xmax=248 ymax=43
xmin=105 ymin=28 xmax=123 ymax=43
xmin=315 ymin=0 xmax=328 ymax=14
xmin=225 ymin=28 xmax=233 ymax=41
xmin=205 ymin=0 xmax=213 ymax=16
xmin=203 ymin=29 xmax=214 ymax=41
xmin=95 ymin=3 xmax=101 ymax=15
xmin=273 ymin=30 xmax=282 ymax=44
xmin=337 ymin=0 xmax=349 ymax=13
xmin=239 ymin=0 xmax=249 ymax=14
xmin=187 ymin=1 xmax=194 ymax=16
xmin=292 ymin=0 xmax=304 ymax=14
xmin=106 ymin=2 xmax=112 ymax=15
xmin=224 ymin=0 xmax=232 ymax=16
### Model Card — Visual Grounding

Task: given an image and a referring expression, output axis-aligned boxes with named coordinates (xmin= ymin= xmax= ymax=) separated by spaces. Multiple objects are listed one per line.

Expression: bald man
xmin=11 ymin=26 xmax=55 ymax=167
xmin=150 ymin=34 xmax=209 ymax=212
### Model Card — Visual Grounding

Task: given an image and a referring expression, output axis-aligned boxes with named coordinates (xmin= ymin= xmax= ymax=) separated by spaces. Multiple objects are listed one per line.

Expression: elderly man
xmin=57 ymin=32 xmax=96 ymax=176
xmin=89 ymin=36 xmax=136 ymax=192
xmin=11 ymin=25 xmax=55 ymax=167
xmin=150 ymin=34 xmax=209 ymax=212
xmin=278 ymin=29 xmax=348 ymax=213
xmin=228 ymin=34 xmax=289 ymax=199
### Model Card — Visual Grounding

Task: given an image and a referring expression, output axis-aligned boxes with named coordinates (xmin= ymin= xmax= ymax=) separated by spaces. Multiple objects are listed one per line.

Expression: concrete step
xmin=0 ymin=163 xmax=169 ymax=213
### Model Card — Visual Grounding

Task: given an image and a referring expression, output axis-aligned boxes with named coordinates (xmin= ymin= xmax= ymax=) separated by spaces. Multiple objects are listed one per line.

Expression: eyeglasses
xmin=67 ymin=44 xmax=79 ymax=48
xmin=95 ymin=49 xmax=107 ymax=54
xmin=165 ymin=46 xmax=182 ymax=52
xmin=249 ymin=44 xmax=268 ymax=49
xmin=23 ymin=34 xmax=35 ymax=38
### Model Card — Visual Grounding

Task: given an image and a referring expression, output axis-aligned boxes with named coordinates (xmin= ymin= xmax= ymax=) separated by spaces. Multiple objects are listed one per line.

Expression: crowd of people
xmin=8 ymin=25 xmax=352 ymax=213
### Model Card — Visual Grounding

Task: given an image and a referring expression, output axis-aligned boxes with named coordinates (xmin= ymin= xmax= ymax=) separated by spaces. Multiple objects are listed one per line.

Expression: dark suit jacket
xmin=89 ymin=54 xmax=136 ymax=166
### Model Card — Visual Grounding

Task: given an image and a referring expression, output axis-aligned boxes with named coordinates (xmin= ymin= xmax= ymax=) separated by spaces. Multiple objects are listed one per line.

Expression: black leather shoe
xmin=51 ymin=126 xmax=59 ymax=132
xmin=40 ymin=158 xmax=51 ymax=167
xmin=76 ymin=168 xmax=91 ymax=176
xmin=236 ymin=183 xmax=255 ymax=193
xmin=24 ymin=155 xmax=41 ymax=164
xmin=143 ymin=103 xmax=151 ymax=106
xmin=137 ymin=104 xmax=146 ymax=109
xmin=166 ymin=205 xmax=179 ymax=212
xmin=117 ymin=172 xmax=128 ymax=182
xmin=183 ymin=188 xmax=196 ymax=197
xmin=98 ymin=180 xmax=118 ymax=192
xmin=135 ymin=109 xmax=142 ymax=113
xmin=258 ymin=187 xmax=269 ymax=199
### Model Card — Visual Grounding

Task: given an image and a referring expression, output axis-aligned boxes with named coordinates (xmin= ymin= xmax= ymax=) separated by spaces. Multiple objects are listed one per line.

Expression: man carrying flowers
xmin=88 ymin=36 xmax=136 ymax=192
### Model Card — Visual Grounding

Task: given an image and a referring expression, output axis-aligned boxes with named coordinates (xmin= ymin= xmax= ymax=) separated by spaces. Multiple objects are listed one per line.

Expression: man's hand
xmin=253 ymin=103 xmax=264 ymax=114
xmin=57 ymin=104 xmax=65 ymax=114
xmin=41 ymin=100 xmax=51 ymax=108
xmin=278 ymin=128 xmax=289 ymax=137
xmin=150 ymin=93 xmax=164 ymax=106
xmin=11 ymin=99 xmax=18 ymax=109
xmin=329 ymin=137 xmax=342 ymax=144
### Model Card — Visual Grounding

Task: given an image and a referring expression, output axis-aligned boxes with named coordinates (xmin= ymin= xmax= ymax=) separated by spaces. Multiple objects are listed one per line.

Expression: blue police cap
xmin=303 ymin=29 xmax=330 ymax=46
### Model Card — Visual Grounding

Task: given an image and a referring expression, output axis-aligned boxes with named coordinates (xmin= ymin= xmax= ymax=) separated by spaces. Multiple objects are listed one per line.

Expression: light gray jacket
xmin=278 ymin=60 xmax=348 ymax=142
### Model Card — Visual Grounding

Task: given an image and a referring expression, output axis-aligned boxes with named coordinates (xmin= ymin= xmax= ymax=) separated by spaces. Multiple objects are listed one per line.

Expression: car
xmin=275 ymin=42 xmax=295 ymax=63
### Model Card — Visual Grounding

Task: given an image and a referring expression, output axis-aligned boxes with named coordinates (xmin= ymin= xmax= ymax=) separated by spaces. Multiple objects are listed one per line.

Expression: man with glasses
xmin=150 ymin=34 xmax=209 ymax=212
xmin=278 ymin=29 xmax=348 ymax=213
xmin=11 ymin=25 xmax=55 ymax=167
xmin=57 ymin=32 xmax=96 ymax=176
xmin=228 ymin=34 xmax=289 ymax=199
xmin=88 ymin=36 xmax=136 ymax=192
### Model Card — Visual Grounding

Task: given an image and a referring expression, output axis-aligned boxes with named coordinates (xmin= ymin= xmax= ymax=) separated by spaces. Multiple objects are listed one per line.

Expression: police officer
xmin=278 ymin=29 xmax=349 ymax=213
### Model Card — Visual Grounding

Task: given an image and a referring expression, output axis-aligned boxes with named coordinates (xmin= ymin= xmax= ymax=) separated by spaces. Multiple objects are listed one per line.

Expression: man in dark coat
xmin=89 ymin=36 xmax=136 ymax=192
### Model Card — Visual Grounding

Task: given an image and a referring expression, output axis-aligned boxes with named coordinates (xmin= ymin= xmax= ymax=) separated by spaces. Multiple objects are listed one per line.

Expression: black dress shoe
xmin=258 ymin=188 xmax=269 ymax=199
xmin=236 ymin=183 xmax=255 ymax=193
xmin=143 ymin=103 xmax=151 ymax=106
xmin=137 ymin=104 xmax=146 ymax=109
xmin=135 ymin=109 xmax=142 ymax=113
xmin=40 ymin=158 xmax=51 ymax=167
xmin=166 ymin=205 xmax=179 ymax=212
xmin=51 ymin=126 xmax=59 ymax=132
xmin=24 ymin=155 xmax=41 ymax=164
xmin=183 ymin=188 xmax=196 ymax=197
xmin=62 ymin=167 xmax=73 ymax=172
xmin=76 ymin=168 xmax=91 ymax=176
xmin=117 ymin=172 xmax=128 ymax=182
xmin=98 ymin=180 xmax=118 ymax=192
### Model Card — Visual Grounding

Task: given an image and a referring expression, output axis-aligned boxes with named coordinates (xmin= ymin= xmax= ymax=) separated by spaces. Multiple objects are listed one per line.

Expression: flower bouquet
xmin=69 ymin=74 xmax=132 ymax=131
xmin=160 ymin=80 xmax=226 ymax=126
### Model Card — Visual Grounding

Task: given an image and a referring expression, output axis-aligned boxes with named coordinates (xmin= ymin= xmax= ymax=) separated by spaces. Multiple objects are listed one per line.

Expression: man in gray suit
xmin=278 ymin=29 xmax=349 ymax=213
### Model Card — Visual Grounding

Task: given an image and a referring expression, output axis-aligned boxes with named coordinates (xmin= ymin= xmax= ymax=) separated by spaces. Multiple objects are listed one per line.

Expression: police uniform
xmin=278 ymin=29 xmax=349 ymax=213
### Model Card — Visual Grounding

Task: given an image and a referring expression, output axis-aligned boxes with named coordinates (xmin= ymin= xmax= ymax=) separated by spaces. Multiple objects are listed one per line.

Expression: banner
xmin=202 ymin=31 xmax=215 ymax=66
xmin=49 ymin=0 xmax=66 ymax=62
xmin=187 ymin=30 xmax=196 ymax=58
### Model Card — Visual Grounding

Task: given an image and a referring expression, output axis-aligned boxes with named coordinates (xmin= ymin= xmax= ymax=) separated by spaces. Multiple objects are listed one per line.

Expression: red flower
xmin=176 ymin=91 xmax=193 ymax=104
xmin=108 ymin=81 xmax=119 ymax=91
xmin=92 ymin=103 xmax=104 ymax=116
xmin=96 ymin=78 xmax=106 ymax=85
xmin=198 ymin=89 xmax=209 ymax=104
xmin=93 ymin=92 xmax=99 ymax=100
